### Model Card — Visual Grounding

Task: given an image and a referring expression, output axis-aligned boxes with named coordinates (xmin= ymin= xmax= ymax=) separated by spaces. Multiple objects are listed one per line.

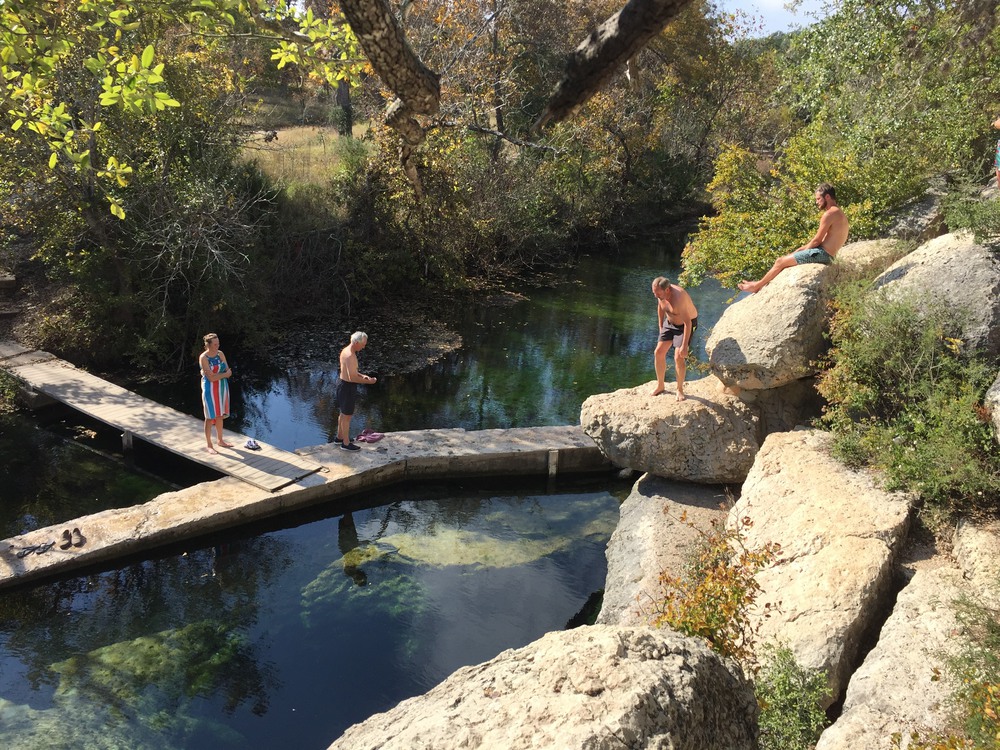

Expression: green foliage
xmin=944 ymin=182 xmax=1000 ymax=244
xmin=0 ymin=370 xmax=20 ymax=414
xmin=755 ymin=644 xmax=829 ymax=750
xmin=0 ymin=0 xmax=365 ymax=218
xmin=818 ymin=289 xmax=1000 ymax=523
xmin=681 ymin=115 xmax=923 ymax=288
xmin=683 ymin=0 xmax=1000 ymax=288
xmin=651 ymin=513 xmax=780 ymax=669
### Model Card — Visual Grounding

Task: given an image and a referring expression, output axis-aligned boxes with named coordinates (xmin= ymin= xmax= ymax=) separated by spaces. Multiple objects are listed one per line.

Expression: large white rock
xmin=831 ymin=239 xmax=907 ymax=279
xmin=328 ymin=625 xmax=759 ymax=750
xmin=953 ymin=519 xmax=1000 ymax=606
xmin=580 ymin=376 xmax=760 ymax=483
xmin=597 ymin=474 xmax=728 ymax=626
xmin=731 ymin=429 xmax=914 ymax=704
xmin=707 ymin=264 xmax=829 ymax=390
xmin=815 ymin=565 xmax=965 ymax=750
xmin=872 ymin=231 xmax=1000 ymax=357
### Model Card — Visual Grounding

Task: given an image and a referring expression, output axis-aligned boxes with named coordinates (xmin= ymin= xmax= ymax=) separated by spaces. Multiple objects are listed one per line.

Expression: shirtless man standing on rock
xmin=651 ymin=276 xmax=698 ymax=401
xmin=738 ymin=183 xmax=849 ymax=294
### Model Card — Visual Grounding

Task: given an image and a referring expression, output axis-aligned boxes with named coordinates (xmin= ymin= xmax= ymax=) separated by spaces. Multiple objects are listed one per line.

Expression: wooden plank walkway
xmin=0 ymin=341 xmax=324 ymax=491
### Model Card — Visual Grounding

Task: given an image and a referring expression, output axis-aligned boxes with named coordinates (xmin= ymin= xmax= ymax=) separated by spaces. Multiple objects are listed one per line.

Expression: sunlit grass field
xmin=240 ymin=88 xmax=371 ymax=186
xmin=244 ymin=123 xmax=370 ymax=186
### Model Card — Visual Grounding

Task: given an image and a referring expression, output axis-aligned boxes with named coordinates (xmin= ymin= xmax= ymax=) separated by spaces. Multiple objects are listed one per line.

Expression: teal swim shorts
xmin=792 ymin=246 xmax=833 ymax=265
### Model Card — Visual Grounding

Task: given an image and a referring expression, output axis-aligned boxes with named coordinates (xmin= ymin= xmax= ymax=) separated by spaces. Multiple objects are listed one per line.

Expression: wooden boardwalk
xmin=0 ymin=341 xmax=324 ymax=491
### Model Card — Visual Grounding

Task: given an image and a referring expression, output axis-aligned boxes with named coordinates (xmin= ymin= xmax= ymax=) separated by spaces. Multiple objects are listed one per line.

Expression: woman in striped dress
xmin=199 ymin=332 xmax=233 ymax=453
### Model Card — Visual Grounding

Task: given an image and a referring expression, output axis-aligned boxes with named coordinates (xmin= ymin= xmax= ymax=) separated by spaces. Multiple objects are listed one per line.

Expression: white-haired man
xmin=337 ymin=331 xmax=377 ymax=452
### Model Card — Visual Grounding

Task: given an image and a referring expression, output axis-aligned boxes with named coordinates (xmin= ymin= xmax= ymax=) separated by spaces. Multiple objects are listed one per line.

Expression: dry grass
xmin=243 ymin=124 xmax=370 ymax=186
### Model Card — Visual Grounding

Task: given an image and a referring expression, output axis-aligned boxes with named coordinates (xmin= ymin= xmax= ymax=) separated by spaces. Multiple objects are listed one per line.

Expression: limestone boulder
xmin=985 ymin=370 xmax=1000 ymax=444
xmin=815 ymin=565 xmax=966 ymax=750
xmin=872 ymin=231 xmax=1000 ymax=358
xmin=597 ymin=474 xmax=728 ymax=627
xmin=953 ymin=519 xmax=1000 ymax=606
xmin=580 ymin=376 xmax=760 ymax=483
xmin=732 ymin=429 xmax=914 ymax=704
xmin=707 ymin=263 xmax=829 ymax=390
xmin=328 ymin=625 xmax=759 ymax=750
xmin=732 ymin=377 xmax=825 ymax=435
xmin=884 ymin=180 xmax=947 ymax=243
xmin=830 ymin=239 xmax=907 ymax=281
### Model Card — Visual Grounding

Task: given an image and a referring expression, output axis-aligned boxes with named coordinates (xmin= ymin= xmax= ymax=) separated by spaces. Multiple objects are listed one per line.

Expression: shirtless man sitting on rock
xmin=738 ymin=183 xmax=849 ymax=294
xmin=651 ymin=276 xmax=698 ymax=401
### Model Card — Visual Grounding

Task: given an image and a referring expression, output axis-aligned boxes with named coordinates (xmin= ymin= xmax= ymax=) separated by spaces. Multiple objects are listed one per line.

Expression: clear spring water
xmin=0 ymin=236 xmax=731 ymax=747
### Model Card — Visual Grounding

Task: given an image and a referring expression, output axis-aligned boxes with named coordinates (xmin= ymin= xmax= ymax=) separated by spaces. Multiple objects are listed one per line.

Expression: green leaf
xmin=141 ymin=45 xmax=155 ymax=69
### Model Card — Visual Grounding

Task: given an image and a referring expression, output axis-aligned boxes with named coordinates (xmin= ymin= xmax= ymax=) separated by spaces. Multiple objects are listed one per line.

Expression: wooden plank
xmin=0 ymin=346 xmax=324 ymax=491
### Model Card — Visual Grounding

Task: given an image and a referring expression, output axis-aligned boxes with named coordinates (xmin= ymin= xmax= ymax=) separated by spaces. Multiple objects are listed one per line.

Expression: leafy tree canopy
xmin=0 ymin=0 xmax=366 ymax=217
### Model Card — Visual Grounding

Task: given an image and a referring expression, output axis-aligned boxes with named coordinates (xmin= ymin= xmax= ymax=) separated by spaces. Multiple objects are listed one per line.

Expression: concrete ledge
xmin=0 ymin=425 xmax=610 ymax=591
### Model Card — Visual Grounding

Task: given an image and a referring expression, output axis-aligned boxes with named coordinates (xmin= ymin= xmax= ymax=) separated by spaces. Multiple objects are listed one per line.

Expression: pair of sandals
xmin=244 ymin=439 xmax=262 ymax=451
xmin=356 ymin=428 xmax=385 ymax=443
xmin=14 ymin=540 xmax=55 ymax=559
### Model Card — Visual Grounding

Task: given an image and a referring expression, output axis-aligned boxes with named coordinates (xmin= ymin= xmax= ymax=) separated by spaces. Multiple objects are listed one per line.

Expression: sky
xmin=720 ymin=0 xmax=830 ymax=36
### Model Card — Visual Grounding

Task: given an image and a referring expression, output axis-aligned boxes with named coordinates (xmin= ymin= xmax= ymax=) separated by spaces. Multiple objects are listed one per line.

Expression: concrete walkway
xmin=0 ymin=425 xmax=610 ymax=591
xmin=0 ymin=340 xmax=324 ymax=490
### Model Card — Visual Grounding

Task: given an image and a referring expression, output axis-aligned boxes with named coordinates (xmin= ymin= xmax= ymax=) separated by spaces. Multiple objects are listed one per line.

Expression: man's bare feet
xmin=218 ymin=440 xmax=234 ymax=448
xmin=737 ymin=280 xmax=762 ymax=293
xmin=676 ymin=392 xmax=686 ymax=402
xmin=205 ymin=446 xmax=218 ymax=454
xmin=650 ymin=385 xmax=666 ymax=396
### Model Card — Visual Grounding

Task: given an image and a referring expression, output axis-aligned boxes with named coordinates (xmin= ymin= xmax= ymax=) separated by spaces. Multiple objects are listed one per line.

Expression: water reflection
xmin=0 ymin=414 xmax=170 ymax=540
xmin=0 ymin=486 xmax=623 ymax=749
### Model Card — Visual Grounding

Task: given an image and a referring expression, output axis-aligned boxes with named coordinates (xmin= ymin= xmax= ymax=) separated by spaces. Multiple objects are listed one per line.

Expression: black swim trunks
xmin=659 ymin=317 xmax=698 ymax=346
xmin=336 ymin=379 xmax=358 ymax=416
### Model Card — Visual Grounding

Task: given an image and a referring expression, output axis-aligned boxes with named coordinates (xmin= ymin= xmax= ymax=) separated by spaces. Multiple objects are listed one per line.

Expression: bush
xmin=756 ymin=644 xmax=829 ymax=750
xmin=0 ymin=370 xmax=20 ymax=413
xmin=943 ymin=182 xmax=1000 ymax=244
xmin=651 ymin=512 xmax=780 ymax=669
xmin=818 ymin=289 xmax=1000 ymax=525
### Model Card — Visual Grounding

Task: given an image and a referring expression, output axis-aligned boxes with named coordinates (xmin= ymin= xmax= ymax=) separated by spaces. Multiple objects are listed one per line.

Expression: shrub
xmin=818 ymin=289 xmax=1000 ymax=525
xmin=651 ymin=512 xmax=780 ymax=669
xmin=943 ymin=182 xmax=1000 ymax=244
xmin=755 ymin=644 xmax=829 ymax=750
xmin=0 ymin=370 xmax=20 ymax=413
